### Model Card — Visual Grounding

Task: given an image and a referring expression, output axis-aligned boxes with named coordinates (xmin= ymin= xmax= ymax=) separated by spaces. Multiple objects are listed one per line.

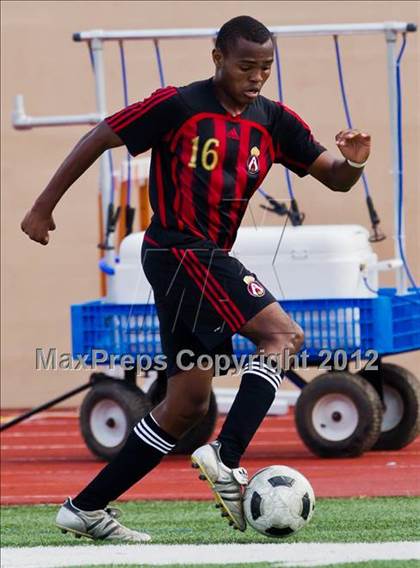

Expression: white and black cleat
xmin=191 ymin=441 xmax=248 ymax=531
xmin=56 ymin=498 xmax=151 ymax=543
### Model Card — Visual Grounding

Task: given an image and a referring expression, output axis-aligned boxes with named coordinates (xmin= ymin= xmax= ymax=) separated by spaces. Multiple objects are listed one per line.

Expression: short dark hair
xmin=215 ymin=16 xmax=272 ymax=55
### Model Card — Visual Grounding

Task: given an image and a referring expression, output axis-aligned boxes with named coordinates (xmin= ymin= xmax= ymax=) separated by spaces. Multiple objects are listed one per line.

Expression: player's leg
xmin=191 ymin=254 xmax=303 ymax=531
xmin=192 ymin=302 xmax=302 ymax=531
xmin=152 ymin=365 xmax=214 ymax=437
xmin=56 ymin=365 xmax=214 ymax=542
xmin=216 ymin=300 xmax=303 ymax=468
xmin=56 ymin=241 xmax=218 ymax=541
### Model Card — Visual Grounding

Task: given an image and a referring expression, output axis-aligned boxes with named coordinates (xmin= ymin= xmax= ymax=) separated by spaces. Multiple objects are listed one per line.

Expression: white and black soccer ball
xmin=243 ymin=465 xmax=315 ymax=537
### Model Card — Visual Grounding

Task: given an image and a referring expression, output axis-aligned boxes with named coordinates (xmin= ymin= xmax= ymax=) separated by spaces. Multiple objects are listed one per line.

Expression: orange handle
xmin=117 ymin=180 xmax=128 ymax=247
xmin=138 ymin=180 xmax=151 ymax=230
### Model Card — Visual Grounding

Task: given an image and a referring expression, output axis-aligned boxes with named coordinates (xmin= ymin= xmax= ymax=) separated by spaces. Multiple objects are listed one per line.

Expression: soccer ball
xmin=243 ymin=465 xmax=315 ymax=537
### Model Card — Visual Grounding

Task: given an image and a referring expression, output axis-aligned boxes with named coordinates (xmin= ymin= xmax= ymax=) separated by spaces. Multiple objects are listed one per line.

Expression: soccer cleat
xmin=56 ymin=498 xmax=151 ymax=543
xmin=191 ymin=440 xmax=248 ymax=531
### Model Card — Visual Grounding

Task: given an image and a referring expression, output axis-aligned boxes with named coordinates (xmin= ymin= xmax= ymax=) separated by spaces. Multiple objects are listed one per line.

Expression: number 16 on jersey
xmin=188 ymin=137 xmax=220 ymax=171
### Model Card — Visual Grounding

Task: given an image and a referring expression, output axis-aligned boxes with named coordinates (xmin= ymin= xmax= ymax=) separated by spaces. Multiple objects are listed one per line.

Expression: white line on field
xmin=2 ymin=541 xmax=420 ymax=568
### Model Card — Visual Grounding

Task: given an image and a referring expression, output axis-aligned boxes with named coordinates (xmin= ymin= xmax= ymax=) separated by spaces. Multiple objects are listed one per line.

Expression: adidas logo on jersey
xmin=227 ymin=128 xmax=240 ymax=140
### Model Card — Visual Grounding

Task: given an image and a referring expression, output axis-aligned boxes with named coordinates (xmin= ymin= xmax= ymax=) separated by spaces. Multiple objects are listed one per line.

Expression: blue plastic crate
xmin=71 ymin=288 xmax=420 ymax=365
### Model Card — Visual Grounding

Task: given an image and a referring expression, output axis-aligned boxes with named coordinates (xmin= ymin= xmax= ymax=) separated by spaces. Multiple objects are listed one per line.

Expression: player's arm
xmin=21 ymin=121 xmax=123 ymax=245
xmin=308 ymin=129 xmax=371 ymax=192
xmin=273 ymin=103 xmax=371 ymax=193
xmin=22 ymin=86 xmax=181 ymax=245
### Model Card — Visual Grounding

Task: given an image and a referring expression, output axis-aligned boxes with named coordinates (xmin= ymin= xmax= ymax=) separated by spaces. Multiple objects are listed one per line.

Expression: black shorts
xmin=141 ymin=236 xmax=277 ymax=377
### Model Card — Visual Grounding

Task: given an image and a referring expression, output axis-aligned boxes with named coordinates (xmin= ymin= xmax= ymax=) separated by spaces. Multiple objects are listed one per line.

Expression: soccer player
xmin=21 ymin=16 xmax=370 ymax=541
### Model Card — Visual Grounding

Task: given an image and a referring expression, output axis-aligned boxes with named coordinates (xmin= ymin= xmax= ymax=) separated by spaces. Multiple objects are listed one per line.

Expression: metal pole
xmin=0 ymin=382 xmax=91 ymax=431
xmin=385 ymin=30 xmax=407 ymax=294
xmin=72 ymin=22 xmax=416 ymax=42
xmin=12 ymin=93 xmax=101 ymax=128
xmin=90 ymin=38 xmax=116 ymax=300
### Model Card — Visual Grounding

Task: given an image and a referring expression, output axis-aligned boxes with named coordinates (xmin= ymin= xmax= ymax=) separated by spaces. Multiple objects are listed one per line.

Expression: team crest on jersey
xmin=243 ymin=275 xmax=266 ymax=297
xmin=247 ymin=147 xmax=260 ymax=175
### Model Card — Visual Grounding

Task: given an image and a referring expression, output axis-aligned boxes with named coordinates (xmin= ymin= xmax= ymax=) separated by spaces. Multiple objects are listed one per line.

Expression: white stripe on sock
xmin=244 ymin=362 xmax=283 ymax=383
xmin=133 ymin=425 xmax=170 ymax=454
xmin=243 ymin=368 xmax=280 ymax=391
xmin=135 ymin=424 xmax=174 ymax=454
xmin=262 ymin=362 xmax=283 ymax=379
xmin=140 ymin=418 xmax=175 ymax=452
xmin=141 ymin=418 xmax=175 ymax=448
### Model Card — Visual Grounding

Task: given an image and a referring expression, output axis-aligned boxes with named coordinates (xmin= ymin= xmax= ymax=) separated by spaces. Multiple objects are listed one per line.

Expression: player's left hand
xmin=335 ymin=129 xmax=371 ymax=164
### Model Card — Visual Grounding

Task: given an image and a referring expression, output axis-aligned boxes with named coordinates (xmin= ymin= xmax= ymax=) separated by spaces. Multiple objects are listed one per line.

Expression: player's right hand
xmin=21 ymin=208 xmax=56 ymax=246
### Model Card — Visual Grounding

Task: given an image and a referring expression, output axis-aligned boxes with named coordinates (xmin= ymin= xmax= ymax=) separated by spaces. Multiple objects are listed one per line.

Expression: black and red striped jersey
xmin=105 ymin=78 xmax=326 ymax=250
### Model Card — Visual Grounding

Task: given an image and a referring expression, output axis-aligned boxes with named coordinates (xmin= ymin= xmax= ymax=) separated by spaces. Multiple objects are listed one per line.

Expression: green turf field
xmin=1 ymin=497 xmax=419 ymax=547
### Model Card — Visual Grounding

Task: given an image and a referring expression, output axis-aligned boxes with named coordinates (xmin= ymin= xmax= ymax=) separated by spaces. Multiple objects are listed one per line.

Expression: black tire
xmin=80 ymin=379 xmax=152 ymax=461
xmin=295 ymin=372 xmax=383 ymax=458
xmin=146 ymin=377 xmax=218 ymax=454
xmin=359 ymin=363 xmax=420 ymax=450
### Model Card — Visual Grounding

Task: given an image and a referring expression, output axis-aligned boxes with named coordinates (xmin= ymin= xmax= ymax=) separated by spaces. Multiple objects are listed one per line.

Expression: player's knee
xmin=278 ymin=322 xmax=304 ymax=355
xmin=291 ymin=323 xmax=304 ymax=354
xmin=258 ymin=322 xmax=304 ymax=356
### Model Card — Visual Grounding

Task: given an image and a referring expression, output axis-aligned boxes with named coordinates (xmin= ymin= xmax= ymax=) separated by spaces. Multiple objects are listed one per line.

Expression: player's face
xmin=213 ymin=38 xmax=274 ymax=106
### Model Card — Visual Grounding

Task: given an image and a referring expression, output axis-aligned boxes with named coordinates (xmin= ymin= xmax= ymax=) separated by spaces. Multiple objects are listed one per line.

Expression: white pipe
xmin=90 ymin=38 xmax=116 ymax=299
xmin=12 ymin=95 xmax=100 ymax=129
xmin=385 ymin=30 xmax=407 ymax=294
xmin=368 ymin=258 xmax=404 ymax=272
xmin=73 ymin=22 xmax=416 ymax=42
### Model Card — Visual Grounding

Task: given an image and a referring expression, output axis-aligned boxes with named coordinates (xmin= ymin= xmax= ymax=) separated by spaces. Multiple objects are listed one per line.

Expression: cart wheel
xmin=359 ymin=363 xmax=420 ymax=451
xmin=295 ymin=371 xmax=383 ymax=458
xmin=146 ymin=376 xmax=218 ymax=454
xmin=80 ymin=379 xmax=152 ymax=461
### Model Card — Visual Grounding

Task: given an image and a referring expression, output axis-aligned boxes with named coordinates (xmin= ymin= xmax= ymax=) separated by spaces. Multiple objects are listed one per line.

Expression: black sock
xmin=217 ymin=356 xmax=283 ymax=468
xmin=73 ymin=413 xmax=177 ymax=511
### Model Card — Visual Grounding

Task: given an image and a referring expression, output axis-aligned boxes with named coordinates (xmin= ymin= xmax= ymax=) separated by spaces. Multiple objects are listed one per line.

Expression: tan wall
xmin=1 ymin=1 xmax=419 ymax=408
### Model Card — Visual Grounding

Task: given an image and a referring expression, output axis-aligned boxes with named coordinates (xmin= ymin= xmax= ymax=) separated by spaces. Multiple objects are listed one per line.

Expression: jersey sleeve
xmin=272 ymin=103 xmax=326 ymax=177
xmin=105 ymin=86 xmax=182 ymax=156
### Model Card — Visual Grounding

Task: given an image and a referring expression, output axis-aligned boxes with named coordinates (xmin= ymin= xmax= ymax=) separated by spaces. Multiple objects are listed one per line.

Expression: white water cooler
xmin=109 ymin=225 xmax=379 ymax=304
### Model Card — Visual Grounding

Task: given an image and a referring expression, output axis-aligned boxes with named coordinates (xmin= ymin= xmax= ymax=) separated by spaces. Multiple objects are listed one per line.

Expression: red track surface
xmin=1 ymin=409 xmax=419 ymax=505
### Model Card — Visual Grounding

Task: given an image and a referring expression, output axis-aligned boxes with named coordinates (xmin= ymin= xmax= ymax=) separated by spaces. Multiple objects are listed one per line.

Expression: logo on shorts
xmin=247 ymin=146 xmax=260 ymax=175
xmin=243 ymin=275 xmax=265 ymax=297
